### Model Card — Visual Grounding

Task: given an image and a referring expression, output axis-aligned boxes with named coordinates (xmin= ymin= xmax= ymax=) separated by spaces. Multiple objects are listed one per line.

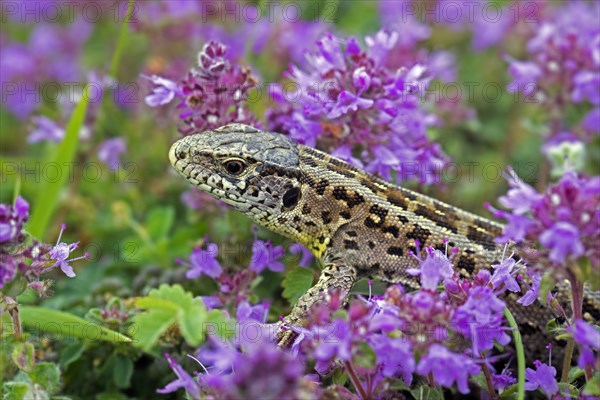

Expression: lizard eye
xmin=224 ymin=159 xmax=246 ymax=175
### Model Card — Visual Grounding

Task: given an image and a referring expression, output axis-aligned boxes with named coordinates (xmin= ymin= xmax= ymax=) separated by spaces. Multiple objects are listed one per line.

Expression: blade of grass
xmin=20 ymin=305 xmax=131 ymax=343
xmin=504 ymin=307 xmax=525 ymax=400
xmin=28 ymin=87 xmax=90 ymax=239
xmin=13 ymin=176 xmax=21 ymax=203
xmin=110 ymin=0 xmax=135 ymax=78
xmin=28 ymin=0 xmax=135 ymax=239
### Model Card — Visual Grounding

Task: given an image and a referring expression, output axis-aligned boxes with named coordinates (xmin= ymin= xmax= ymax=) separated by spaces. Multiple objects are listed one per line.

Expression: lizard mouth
xmin=168 ymin=141 xmax=179 ymax=167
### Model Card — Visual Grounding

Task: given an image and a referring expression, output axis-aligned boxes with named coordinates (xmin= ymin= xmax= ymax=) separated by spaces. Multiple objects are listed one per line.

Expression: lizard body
xmin=169 ymin=123 xmax=597 ymax=355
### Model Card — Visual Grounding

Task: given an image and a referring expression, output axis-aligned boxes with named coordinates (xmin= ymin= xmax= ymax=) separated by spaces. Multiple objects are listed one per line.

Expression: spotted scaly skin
xmin=169 ymin=123 xmax=597 ymax=357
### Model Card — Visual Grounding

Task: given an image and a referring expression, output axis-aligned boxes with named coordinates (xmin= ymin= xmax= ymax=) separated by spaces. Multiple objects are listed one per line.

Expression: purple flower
xmin=289 ymin=243 xmax=314 ymax=267
xmin=313 ymin=319 xmax=352 ymax=374
xmin=407 ymin=247 xmax=454 ymax=291
xmin=583 ymin=107 xmax=600 ymax=135
xmin=180 ymin=243 xmax=223 ymax=279
xmin=236 ymin=301 xmax=269 ymax=323
xmin=201 ymin=296 xmax=221 ymax=310
xmin=315 ymin=33 xmax=346 ymax=71
xmin=48 ymin=224 xmax=88 ymax=278
xmin=144 ymin=75 xmax=180 ymax=107
xmin=143 ymin=41 xmax=260 ymax=136
xmin=506 ymin=58 xmax=542 ymax=97
xmin=28 ymin=116 xmax=65 ymax=143
xmin=378 ymin=5 xmax=430 ymax=48
xmin=157 ymin=353 xmax=201 ymax=399
xmin=202 ymin=338 xmax=304 ymax=400
xmin=539 ymin=221 xmax=585 ymax=263
xmin=503 ymin=1 xmax=600 ymax=147
xmin=492 ymin=369 xmax=516 ymax=391
xmin=416 ymin=344 xmax=481 ymax=394
xmin=0 ymin=256 xmax=17 ymax=290
xmin=490 ymin=256 xmax=522 ymax=293
xmin=452 ymin=286 xmax=510 ymax=353
xmin=330 ymin=145 xmax=364 ymax=169
xmin=98 ymin=138 xmax=126 ymax=171
xmin=366 ymin=145 xmax=400 ymax=182
xmin=569 ymin=320 xmax=600 ymax=350
xmin=369 ymin=334 xmax=414 ymax=384
xmin=492 ymin=171 xmax=600 ymax=272
xmin=472 ymin=6 xmax=514 ymax=51
xmin=1 ymin=19 xmax=92 ymax=119
xmin=498 ymin=168 xmax=543 ymax=215
xmin=249 ymin=240 xmax=285 ymax=274
xmin=0 ymin=196 xmax=29 ymax=244
xmin=568 ymin=319 xmax=600 ymax=369
xmin=266 ymin=30 xmax=452 ymax=185
xmin=572 ymin=70 xmax=600 ymax=106
xmin=327 ymin=91 xmax=374 ymax=119
xmin=1 ymin=196 xmax=31 ymax=288
xmin=517 ymin=272 xmax=542 ymax=306
xmin=525 ymin=360 xmax=559 ymax=397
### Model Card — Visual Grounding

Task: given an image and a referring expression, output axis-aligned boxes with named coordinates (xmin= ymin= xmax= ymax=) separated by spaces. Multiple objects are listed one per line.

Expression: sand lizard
xmin=168 ymin=123 xmax=598 ymax=356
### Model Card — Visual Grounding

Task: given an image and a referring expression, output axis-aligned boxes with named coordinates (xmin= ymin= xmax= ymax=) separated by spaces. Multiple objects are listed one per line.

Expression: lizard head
xmin=169 ymin=123 xmax=305 ymax=223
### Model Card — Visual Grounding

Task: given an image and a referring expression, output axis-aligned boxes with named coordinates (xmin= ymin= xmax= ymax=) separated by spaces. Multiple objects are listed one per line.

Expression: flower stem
xmin=344 ymin=361 xmax=367 ymax=400
xmin=481 ymin=357 xmax=498 ymax=400
xmin=561 ymin=338 xmax=574 ymax=382
xmin=504 ymin=307 xmax=525 ymax=400
xmin=567 ymin=270 xmax=593 ymax=381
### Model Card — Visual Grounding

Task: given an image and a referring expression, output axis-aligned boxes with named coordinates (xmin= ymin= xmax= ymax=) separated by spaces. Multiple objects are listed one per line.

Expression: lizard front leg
xmin=277 ymin=252 xmax=357 ymax=347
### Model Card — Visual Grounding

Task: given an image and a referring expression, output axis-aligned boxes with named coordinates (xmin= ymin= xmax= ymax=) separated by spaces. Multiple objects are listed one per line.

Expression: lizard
xmin=168 ymin=122 xmax=599 ymax=359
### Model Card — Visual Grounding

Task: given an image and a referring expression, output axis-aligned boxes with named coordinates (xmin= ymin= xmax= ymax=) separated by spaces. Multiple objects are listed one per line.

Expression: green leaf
xmin=499 ymin=384 xmax=519 ymax=399
xmin=179 ymin=298 xmax=207 ymax=346
xmin=331 ymin=368 xmax=348 ymax=386
xmin=29 ymin=362 xmax=60 ymax=393
xmin=205 ymin=309 xmax=236 ymax=340
xmin=19 ymin=306 xmax=131 ymax=343
xmin=355 ymin=342 xmax=376 ymax=369
xmin=470 ymin=372 xmax=489 ymax=391
xmin=28 ymin=88 xmax=89 ymax=239
xmin=145 ymin=206 xmax=175 ymax=241
xmin=2 ymin=382 xmax=31 ymax=400
xmin=131 ymin=284 xmax=208 ymax=350
xmin=583 ymin=373 xmax=600 ymax=396
xmin=59 ymin=342 xmax=85 ymax=369
xmin=130 ymin=308 xmax=177 ymax=351
xmin=539 ymin=271 xmax=556 ymax=309
xmin=12 ymin=342 xmax=35 ymax=372
xmin=557 ymin=382 xmax=579 ymax=397
xmin=409 ymin=385 xmax=444 ymax=400
xmin=112 ymin=354 xmax=133 ymax=389
xmin=282 ymin=267 xmax=314 ymax=304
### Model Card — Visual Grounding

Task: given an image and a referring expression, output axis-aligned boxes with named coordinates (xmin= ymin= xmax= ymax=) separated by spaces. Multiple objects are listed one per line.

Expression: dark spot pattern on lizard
xmin=405 ymin=224 xmax=431 ymax=243
xmin=386 ymin=246 xmax=404 ymax=256
xmin=466 ymin=226 xmax=497 ymax=251
xmin=343 ymin=240 xmax=359 ymax=250
xmin=456 ymin=255 xmax=476 ymax=276
xmin=302 ymin=204 xmax=312 ymax=215
xmin=315 ymin=179 xmax=329 ymax=195
xmin=321 ymin=210 xmax=332 ymax=224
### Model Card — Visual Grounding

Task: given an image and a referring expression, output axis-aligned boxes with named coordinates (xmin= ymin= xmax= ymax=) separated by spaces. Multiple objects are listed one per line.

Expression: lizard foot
xmin=275 ymin=318 xmax=300 ymax=348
